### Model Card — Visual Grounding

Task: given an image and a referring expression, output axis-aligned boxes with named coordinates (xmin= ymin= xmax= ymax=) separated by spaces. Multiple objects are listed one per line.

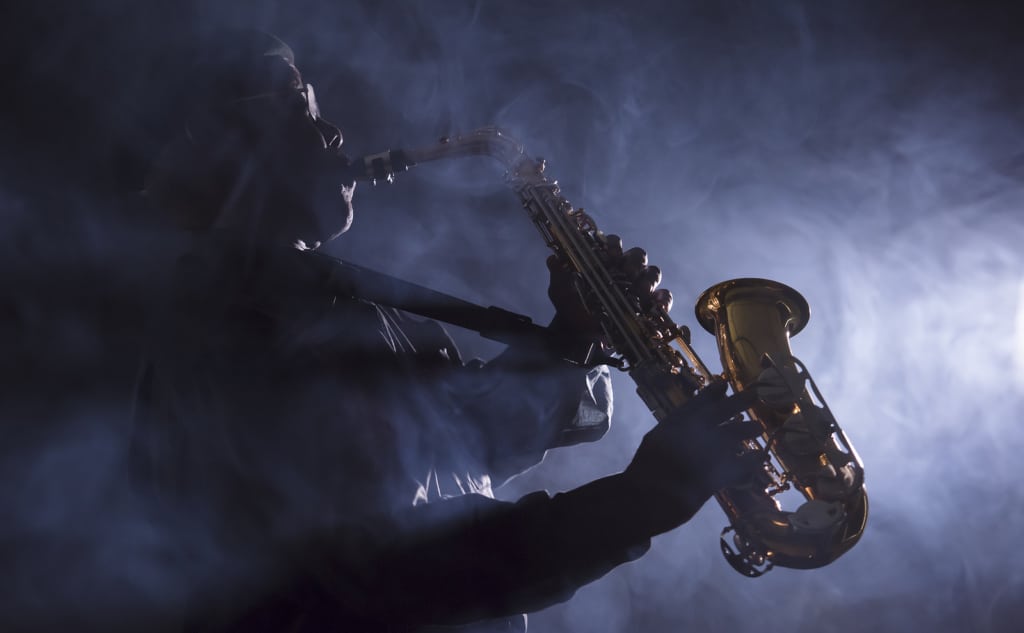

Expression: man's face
xmin=244 ymin=59 xmax=356 ymax=247
xmin=189 ymin=56 xmax=357 ymax=247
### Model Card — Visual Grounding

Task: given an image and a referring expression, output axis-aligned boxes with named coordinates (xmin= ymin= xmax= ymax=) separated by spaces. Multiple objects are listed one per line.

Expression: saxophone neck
xmin=348 ymin=127 xmax=533 ymax=184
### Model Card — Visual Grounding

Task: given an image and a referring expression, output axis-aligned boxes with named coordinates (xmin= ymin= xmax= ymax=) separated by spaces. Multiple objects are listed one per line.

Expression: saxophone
xmin=349 ymin=127 xmax=868 ymax=576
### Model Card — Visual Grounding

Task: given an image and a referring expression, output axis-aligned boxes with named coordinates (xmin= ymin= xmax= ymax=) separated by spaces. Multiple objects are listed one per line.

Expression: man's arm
xmin=225 ymin=384 xmax=762 ymax=631
xmin=287 ymin=477 xmax=653 ymax=629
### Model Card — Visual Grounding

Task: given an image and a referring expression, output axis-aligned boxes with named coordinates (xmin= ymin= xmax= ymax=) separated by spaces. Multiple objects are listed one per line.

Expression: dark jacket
xmin=130 ymin=235 xmax=651 ymax=632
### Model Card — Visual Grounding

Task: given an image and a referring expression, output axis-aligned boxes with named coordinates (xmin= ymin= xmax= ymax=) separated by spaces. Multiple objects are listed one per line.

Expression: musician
xmin=130 ymin=31 xmax=762 ymax=632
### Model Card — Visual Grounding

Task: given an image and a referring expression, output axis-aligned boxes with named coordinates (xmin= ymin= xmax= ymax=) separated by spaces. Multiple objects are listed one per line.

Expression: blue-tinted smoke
xmin=3 ymin=1 xmax=1022 ymax=631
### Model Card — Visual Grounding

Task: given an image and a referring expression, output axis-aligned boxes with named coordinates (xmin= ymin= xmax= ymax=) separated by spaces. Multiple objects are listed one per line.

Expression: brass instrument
xmin=350 ymin=127 xmax=867 ymax=576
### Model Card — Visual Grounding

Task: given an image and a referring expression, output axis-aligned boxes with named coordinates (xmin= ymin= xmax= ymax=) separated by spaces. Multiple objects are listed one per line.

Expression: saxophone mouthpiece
xmin=350 ymin=149 xmax=416 ymax=185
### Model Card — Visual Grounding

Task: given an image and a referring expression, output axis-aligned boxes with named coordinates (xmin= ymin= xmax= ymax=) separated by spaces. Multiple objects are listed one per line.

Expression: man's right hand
xmin=622 ymin=381 xmax=766 ymax=535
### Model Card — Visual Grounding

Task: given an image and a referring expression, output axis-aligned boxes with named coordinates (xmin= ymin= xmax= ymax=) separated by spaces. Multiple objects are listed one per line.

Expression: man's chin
xmin=289 ymin=185 xmax=354 ymax=249
xmin=325 ymin=196 xmax=355 ymax=242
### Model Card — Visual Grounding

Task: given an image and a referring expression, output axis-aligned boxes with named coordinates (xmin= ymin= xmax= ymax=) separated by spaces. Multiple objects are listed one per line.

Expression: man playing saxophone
xmin=129 ymin=31 xmax=764 ymax=632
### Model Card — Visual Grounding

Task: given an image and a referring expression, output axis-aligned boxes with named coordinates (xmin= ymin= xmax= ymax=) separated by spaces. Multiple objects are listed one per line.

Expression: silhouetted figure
xmin=130 ymin=31 xmax=761 ymax=633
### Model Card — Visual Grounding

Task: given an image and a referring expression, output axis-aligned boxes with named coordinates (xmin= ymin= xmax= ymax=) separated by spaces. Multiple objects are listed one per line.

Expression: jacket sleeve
xmin=399 ymin=313 xmax=614 ymax=485
xmin=240 ymin=474 xmax=664 ymax=631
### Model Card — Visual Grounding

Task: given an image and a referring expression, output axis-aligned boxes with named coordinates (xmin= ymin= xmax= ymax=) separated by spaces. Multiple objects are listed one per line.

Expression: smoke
xmin=3 ymin=0 xmax=1023 ymax=631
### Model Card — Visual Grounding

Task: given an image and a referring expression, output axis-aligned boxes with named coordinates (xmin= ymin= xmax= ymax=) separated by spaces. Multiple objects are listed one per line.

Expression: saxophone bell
xmin=697 ymin=279 xmax=868 ymax=575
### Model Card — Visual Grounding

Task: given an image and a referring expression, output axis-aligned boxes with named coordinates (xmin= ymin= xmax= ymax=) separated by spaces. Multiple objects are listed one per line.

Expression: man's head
xmin=146 ymin=30 xmax=355 ymax=249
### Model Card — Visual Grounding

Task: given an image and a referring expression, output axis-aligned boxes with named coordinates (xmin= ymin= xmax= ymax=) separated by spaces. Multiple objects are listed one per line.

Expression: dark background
xmin=2 ymin=1 xmax=1022 ymax=631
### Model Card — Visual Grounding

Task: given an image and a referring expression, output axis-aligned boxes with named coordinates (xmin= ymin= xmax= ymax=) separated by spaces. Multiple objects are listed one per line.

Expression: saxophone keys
xmin=601 ymin=233 xmax=624 ymax=257
xmin=622 ymin=247 xmax=648 ymax=278
xmin=788 ymin=500 xmax=845 ymax=533
xmin=814 ymin=462 xmax=859 ymax=501
xmin=779 ymin=413 xmax=819 ymax=455
xmin=755 ymin=362 xmax=805 ymax=407
xmin=653 ymin=288 xmax=674 ymax=313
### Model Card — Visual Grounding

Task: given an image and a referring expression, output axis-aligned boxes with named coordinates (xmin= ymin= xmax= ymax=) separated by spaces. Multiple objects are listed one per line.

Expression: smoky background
xmin=1 ymin=0 xmax=1022 ymax=631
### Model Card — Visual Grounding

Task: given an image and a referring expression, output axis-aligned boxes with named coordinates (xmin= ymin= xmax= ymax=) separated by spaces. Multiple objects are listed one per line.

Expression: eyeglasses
xmin=221 ymin=82 xmax=343 ymax=150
